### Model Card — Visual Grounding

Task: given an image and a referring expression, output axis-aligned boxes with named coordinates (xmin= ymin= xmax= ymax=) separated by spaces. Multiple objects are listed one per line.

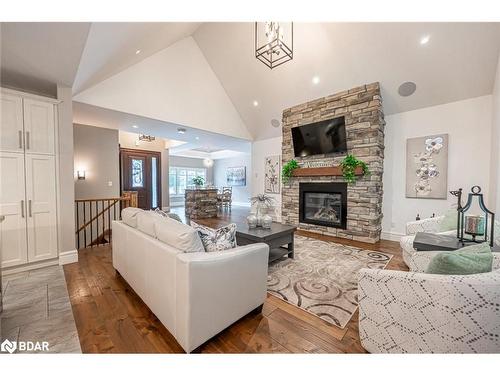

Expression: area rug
xmin=267 ymin=235 xmax=392 ymax=329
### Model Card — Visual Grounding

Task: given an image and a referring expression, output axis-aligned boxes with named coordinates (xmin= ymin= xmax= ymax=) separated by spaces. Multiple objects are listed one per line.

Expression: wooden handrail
xmin=75 ymin=197 xmax=131 ymax=203
xmin=75 ymin=198 xmax=125 ymax=234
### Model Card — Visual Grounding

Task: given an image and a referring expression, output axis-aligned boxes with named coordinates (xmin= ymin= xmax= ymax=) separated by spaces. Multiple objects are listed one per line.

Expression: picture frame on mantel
xmin=264 ymin=155 xmax=281 ymax=194
xmin=406 ymin=133 xmax=449 ymax=199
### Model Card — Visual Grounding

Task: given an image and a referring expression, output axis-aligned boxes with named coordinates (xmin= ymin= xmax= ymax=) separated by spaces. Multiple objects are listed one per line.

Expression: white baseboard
xmin=2 ymin=259 xmax=59 ymax=276
xmin=381 ymin=231 xmax=405 ymax=242
xmin=59 ymin=249 xmax=78 ymax=265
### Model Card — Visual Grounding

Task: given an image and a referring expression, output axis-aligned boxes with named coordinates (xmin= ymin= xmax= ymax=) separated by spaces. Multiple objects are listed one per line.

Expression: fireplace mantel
xmin=292 ymin=166 xmax=363 ymax=177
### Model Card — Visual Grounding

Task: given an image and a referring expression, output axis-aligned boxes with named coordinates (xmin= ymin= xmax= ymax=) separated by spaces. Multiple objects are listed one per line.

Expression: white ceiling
xmin=73 ymin=22 xmax=201 ymax=94
xmin=0 ymin=22 xmax=90 ymax=96
xmin=2 ymin=22 xmax=500 ymax=142
xmin=73 ymin=101 xmax=251 ymax=153
xmin=194 ymin=22 xmax=500 ymax=139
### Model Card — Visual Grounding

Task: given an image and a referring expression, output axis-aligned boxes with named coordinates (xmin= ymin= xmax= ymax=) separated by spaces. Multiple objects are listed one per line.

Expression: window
xmin=169 ymin=167 xmax=207 ymax=196
xmin=131 ymin=159 xmax=144 ymax=188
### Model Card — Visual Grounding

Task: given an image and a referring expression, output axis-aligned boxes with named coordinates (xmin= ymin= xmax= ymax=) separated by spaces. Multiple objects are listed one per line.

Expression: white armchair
xmin=358 ymin=265 xmax=500 ymax=353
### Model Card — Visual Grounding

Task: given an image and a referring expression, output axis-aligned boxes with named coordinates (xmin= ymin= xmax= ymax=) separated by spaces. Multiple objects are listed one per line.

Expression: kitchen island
xmin=185 ymin=188 xmax=218 ymax=220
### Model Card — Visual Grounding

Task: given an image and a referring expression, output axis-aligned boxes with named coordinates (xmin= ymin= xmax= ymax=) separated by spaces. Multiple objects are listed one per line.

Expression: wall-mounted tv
xmin=291 ymin=116 xmax=347 ymax=157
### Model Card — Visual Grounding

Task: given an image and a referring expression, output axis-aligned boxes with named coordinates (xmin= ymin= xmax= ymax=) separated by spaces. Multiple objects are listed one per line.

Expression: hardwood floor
xmin=63 ymin=206 xmax=407 ymax=353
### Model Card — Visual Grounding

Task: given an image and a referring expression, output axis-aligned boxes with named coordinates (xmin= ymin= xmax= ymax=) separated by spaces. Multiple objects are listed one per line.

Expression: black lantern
xmin=255 ymin=22 xmax=293 ymax=69
xmin=457 ymin=186 xmax=495 ymax=247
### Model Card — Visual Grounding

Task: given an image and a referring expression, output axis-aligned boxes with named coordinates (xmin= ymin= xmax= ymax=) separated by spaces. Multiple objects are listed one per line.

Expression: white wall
xmin=490 ymin=55 xmax=500 ymax=216
xmin=56 ymin=86 xmax=77 ymax=264
xmin=74 ymin=37 xmax=252 ymax=141
xmin=382 ymin=95 xmax=493 ymax=239
xmin=169 ymin=155 xmax=214 ymax=206
xmin=213 ymin=154 xmax=252 ymax=206
xmin=251 ymin=136 xmax=283 ymax=220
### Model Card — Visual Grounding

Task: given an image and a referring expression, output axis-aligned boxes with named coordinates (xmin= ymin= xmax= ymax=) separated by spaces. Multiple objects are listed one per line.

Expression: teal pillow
xmin=438 ymin=209 xmax=458 ymax=232
xmin=426 ymin=242 xmax=493 ymax=275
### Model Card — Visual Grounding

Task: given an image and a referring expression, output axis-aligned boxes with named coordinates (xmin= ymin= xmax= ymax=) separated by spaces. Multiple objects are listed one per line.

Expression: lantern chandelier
xmin=255 ymin=22 xmax=293 ymax=69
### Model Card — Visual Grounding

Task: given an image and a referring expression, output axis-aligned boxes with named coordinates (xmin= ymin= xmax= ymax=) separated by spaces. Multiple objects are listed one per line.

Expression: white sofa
xmin=112 ymin=208 xmax=269 ymax=353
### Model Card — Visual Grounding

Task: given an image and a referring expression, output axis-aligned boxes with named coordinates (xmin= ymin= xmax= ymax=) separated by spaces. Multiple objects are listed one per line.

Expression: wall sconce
xmin=203 ymin=158 xmax=214 ymax=167
xmin=77 ymin=170 xmax=86 ymax=180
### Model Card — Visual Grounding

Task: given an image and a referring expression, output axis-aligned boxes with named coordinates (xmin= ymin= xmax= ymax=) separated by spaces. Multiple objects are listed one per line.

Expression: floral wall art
xmin=264 ymin=155 xmax=280 ymax=194
xmin=406 ymin=134 xmax=449 ymax=199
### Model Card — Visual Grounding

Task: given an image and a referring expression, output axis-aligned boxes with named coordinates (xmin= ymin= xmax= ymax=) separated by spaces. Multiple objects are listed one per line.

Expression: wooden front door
xmin=120 ymin=148 xmax=161 ymax=210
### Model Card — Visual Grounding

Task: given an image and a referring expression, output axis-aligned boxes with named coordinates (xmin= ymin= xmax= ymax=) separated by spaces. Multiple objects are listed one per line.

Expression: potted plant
xmin=339 ymin=154 xmax=370 ymax=184
xmin=249 ymin=194 xmax=276 ymax=228
xmin=281 ymin=159 xmax=299 ymax=184
xmin=192 ymin=176 xmax=205 ymax=188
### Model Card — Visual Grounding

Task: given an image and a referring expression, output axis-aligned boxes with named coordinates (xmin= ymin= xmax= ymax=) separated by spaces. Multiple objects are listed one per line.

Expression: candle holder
xmin=457 ymin=186 xmax=495 ymax=247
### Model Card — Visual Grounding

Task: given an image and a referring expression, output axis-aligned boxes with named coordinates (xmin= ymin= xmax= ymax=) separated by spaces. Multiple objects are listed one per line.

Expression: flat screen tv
xmin=291 ymin=116 xmax=347 ymax=157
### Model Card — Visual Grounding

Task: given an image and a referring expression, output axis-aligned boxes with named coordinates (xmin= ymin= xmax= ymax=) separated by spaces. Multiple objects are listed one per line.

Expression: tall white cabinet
xmin=0 ymin=89 xmax=59 ymax=270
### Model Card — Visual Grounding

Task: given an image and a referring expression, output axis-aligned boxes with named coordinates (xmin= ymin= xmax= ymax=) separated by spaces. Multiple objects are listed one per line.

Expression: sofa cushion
xmin=136 ymin=211 xmax=157 ymax=237
xmin=153 ymin=208 xmax=183 ymax=223
xmin=190 ymin=221 xmax=237 ymax=252
xmin=155 ymin=216 xmax=204 ymax=253
xmin=121 ymin=207 xmax=143 ymax=228
xmin=425 ymin=242 xmax=493 ymax=275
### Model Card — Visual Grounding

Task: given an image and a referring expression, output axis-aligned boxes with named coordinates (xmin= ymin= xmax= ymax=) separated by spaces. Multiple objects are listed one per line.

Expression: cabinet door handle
xmin=26 ymin=131 xmax=30 ymax=150
xmin=18 ymin=130 xmax=23 ymax=149
xmin=21 ymin=200 xmax=25 ymax=218
xmin=28 ymin=200 xmax=32 ymax=217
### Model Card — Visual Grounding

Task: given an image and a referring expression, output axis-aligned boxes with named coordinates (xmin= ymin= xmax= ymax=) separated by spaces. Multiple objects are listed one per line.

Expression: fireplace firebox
xmin=299 ymin=183 xmax=347 ymax=229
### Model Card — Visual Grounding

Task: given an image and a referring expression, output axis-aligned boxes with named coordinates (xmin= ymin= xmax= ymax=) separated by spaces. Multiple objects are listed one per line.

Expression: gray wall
xmin=213 ymin=154 xmax=252 ymax=206
xmin=73 ymin=124 xmax=120 ymax=200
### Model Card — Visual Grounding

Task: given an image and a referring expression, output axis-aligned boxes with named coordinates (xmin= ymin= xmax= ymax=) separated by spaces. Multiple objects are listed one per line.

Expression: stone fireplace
xmin=281 ymin=82 xmax=385 ymax=243
xmin=299 ymin=182 xmax=347 ymax=229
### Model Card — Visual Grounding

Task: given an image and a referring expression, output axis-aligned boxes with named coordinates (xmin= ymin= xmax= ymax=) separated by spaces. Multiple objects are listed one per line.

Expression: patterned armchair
xmin=358 ymin=264 xmax=500 ymax=353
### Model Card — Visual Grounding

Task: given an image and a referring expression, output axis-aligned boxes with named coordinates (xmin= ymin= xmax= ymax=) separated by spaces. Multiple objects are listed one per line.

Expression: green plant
xmin=282 ymin=159 xmax=299 ymax=184
xmin=250 ymin=194 xmax=276 ymax=207
xmin=192 ymin=176 xmax=205 ymax=187
xmin=339 ymin=154 xmax=370 ymax=184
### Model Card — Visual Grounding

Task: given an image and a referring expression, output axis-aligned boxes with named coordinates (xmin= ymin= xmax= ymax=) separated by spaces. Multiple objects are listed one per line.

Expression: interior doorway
xmin=120 ymin=148 xmax=162 ymax=210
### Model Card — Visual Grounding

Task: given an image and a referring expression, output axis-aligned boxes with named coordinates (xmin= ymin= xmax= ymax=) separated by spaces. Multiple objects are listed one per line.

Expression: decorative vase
xmin=255 ymin=202 xmax=264 ymax=226
xmin=247 ymin=214 xmax=257 ymax=229
xmin=262 ymin=214 xmax=272 ymax=229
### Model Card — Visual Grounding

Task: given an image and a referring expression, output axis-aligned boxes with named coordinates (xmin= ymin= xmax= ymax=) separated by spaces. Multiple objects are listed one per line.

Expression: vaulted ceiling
xmin=2 ymin=22 xmax=500 ymax=143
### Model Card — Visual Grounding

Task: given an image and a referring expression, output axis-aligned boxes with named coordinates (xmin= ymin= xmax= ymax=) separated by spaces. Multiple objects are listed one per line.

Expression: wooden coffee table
xmin=235 ymin=222 xmax=297 ymax=263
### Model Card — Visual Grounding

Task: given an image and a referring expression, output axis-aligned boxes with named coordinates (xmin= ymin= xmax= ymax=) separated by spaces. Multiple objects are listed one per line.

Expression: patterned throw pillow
xmin=153 ymin=208 xmax=183 ymax=223
xmin=190 ymin=221 xmax=237 ymax=252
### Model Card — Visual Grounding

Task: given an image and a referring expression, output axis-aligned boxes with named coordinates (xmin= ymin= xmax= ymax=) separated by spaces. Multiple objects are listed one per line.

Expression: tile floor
xmin=1 ymin=265 xmax=81 ymax=353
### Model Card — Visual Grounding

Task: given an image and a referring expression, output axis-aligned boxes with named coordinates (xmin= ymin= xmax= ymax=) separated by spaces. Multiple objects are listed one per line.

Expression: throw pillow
xmin=438 ymin=209 xmax=458 ymax=232
xmin=190 ymin=221 xmax=237 ymax=252
xmin=425 ymin=242 xmax=493 ymax=275
xmin=153 ymin=208 xmax=183 ymax=223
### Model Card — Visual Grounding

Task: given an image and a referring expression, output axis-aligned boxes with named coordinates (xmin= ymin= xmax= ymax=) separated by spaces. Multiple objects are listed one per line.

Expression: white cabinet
xmin=0 ymin=89 xmax=59 ymax=270
xmin=0 ymin=94 xmax=24 ymax=153
xmin=25 ymin=154 xmax=58 ymax=262
xmin=0 ymin=152 xmax=28 ymax=267
xmin=23 ymin=99 xmax=55 ymax=154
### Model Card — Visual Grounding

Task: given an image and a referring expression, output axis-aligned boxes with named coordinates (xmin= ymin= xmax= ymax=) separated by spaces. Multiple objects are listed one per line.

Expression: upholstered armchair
xmin=358 ymin=263 xmax=500 ymax=353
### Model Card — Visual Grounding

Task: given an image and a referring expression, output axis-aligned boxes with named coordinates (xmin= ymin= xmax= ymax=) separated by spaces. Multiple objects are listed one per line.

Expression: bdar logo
xmin=1 ymin=339 xmax=17 ymax=353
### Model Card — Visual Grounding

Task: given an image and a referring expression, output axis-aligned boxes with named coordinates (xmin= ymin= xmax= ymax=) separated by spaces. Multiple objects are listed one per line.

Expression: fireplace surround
xmin=281 ymin=82 xmax=385 ymax=243
xmin=299 ymin=183 xmax=347 ymax=229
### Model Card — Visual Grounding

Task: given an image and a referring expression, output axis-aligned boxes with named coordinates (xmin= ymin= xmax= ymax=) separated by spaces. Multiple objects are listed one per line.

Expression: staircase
xmin=75 ymin=191 xmax=138 ymax=249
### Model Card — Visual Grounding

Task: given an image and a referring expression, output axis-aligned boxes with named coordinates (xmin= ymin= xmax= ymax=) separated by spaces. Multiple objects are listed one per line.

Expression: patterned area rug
xmin=267 ymin=235 xmax=392 ymax=329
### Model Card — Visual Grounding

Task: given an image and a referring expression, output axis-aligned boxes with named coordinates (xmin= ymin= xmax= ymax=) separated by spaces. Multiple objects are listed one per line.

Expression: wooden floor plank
xmin=64 ymin=206 xmax=406 ymax=353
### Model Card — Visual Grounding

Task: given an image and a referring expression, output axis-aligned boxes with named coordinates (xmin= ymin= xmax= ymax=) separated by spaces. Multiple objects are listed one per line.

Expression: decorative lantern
xmin=457 ymin=186 xmax=495 ymax=247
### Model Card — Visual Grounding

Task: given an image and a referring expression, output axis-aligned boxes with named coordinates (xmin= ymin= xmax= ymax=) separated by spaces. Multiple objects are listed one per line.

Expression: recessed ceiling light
xmin=195 ymin=136 xmax=200 ymax=140
xmin=253 ymin=100 xmax=259 ymax=107
xmin=135 ymin=49 xmax=141 ymax=55
xmin=132 ymin=125 xmax=138 ymax=129
xmin=177 ymin=128 xmax=186 ymax=134
xmin=398 ymin=81 xmax=417 ymax=97
xmin=312 ymin=76 xmax=320 ymax=85
xmin=420 ymin=35 xmax=430 ymax=45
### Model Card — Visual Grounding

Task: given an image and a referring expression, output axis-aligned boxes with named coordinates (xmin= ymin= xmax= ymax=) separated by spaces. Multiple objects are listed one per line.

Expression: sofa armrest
xmin=405 ymin=216 xmax=443 ymax=235
xmin=175 ymin=243 xmax=269 ymax=352
xmin=358 ymin=268 xmax=500 ymax=353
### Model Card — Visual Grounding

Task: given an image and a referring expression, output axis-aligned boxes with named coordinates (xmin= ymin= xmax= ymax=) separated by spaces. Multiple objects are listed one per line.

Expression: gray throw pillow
xmin=153 ymin=208 xmax=183 ymax=223
xmin=190 ymin=221 xmax=237 ymax=252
